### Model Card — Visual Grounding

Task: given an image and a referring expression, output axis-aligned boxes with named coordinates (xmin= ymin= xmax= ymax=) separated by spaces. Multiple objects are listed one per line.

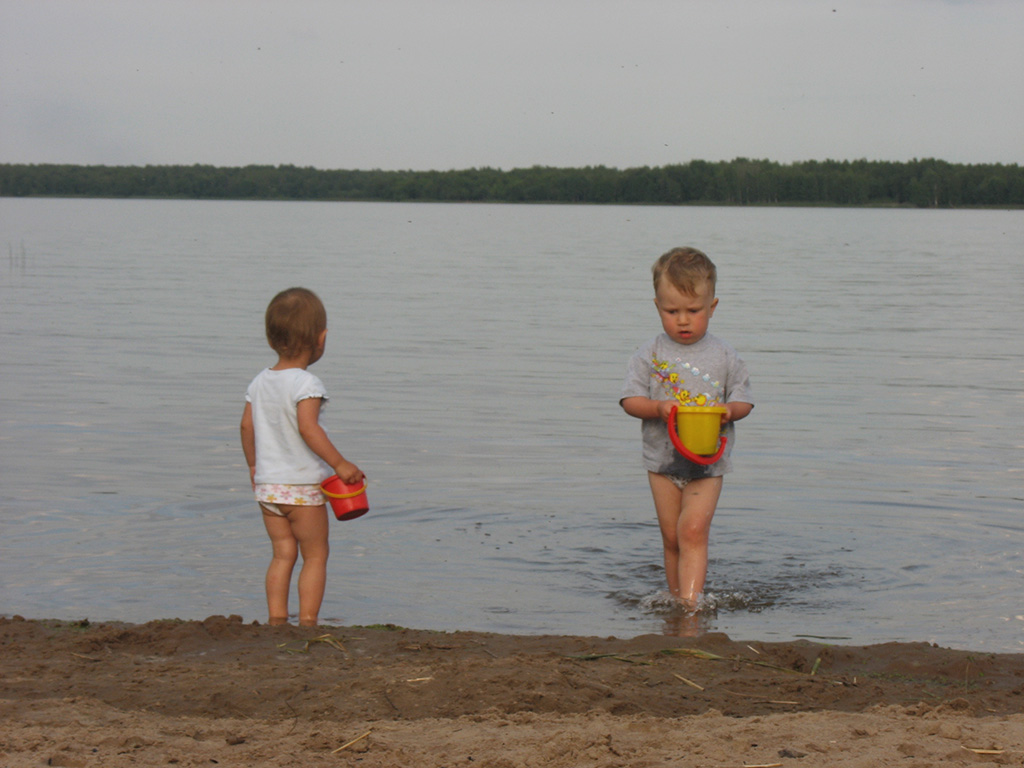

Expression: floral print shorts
xmin=255 ymin=483 xmax=326 ymax=516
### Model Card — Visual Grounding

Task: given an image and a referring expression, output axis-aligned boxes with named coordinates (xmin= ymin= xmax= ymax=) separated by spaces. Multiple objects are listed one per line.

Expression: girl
xmin=240 ymin=287 xmax=363 ymax=627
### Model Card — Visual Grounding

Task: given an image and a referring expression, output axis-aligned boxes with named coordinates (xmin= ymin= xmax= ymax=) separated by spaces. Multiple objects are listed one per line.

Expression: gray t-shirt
xmin=620 ymin=332 xmax=753 ymax=478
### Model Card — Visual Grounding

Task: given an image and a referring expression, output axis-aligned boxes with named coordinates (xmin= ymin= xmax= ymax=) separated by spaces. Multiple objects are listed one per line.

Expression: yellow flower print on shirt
xmin=651 ymin=356 xmax=721 ymax=407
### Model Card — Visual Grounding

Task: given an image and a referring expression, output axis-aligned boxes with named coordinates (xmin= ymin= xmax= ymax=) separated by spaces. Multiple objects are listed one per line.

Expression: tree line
xmin=1 ymin=158 xmax=1021 ymax=207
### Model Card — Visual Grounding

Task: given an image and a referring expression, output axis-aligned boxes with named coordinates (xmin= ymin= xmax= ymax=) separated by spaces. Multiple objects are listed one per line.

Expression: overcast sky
xmin=2 ymin=0 xmax=1021 ymax=170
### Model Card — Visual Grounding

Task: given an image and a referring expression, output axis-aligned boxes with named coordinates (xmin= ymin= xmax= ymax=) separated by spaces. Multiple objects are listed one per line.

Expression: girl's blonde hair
xmin=265 ymin=287 xmax=327 ymax=357
xmin=652 ymin=247 xmax=717 ymax=297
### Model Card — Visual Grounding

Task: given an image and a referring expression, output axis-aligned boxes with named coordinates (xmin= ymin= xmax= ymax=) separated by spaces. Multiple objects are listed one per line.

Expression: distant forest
xmin=1 ymin=158 xmax=1022 ymax=207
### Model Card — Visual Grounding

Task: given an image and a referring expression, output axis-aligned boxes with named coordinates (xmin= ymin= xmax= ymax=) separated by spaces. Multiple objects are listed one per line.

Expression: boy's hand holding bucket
xmin=668 ymin=404 xmax=728 ymax=465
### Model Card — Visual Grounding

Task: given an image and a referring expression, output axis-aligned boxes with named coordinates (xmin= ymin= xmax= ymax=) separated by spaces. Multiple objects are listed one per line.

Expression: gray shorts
xmin=664 ymin=474 xmax=692 ymax=490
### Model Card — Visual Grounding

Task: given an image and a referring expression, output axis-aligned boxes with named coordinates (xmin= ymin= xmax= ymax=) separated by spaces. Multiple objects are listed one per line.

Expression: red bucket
xmin=320 ymin=475 xmax=369 ymax=521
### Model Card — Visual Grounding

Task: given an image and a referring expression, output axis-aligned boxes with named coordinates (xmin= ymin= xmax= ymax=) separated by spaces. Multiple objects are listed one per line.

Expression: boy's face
xmin=654 ymin=277 xmax=718 ymax=345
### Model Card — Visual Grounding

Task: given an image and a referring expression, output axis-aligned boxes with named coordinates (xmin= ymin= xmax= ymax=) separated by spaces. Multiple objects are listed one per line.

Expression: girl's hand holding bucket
xmin=321 ymin=474 xmax=369 ymax=521
xmin=332 ymin=459 xmax=363 ymax=485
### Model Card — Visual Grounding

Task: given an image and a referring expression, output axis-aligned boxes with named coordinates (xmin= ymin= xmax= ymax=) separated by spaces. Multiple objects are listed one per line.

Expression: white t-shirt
xmin=245 ymin=367 xmax=333 ymax=485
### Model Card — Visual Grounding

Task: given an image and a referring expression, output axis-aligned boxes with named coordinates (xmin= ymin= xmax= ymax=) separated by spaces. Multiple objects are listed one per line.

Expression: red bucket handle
xmin=668 ymin=405 xmax=728 ymax=466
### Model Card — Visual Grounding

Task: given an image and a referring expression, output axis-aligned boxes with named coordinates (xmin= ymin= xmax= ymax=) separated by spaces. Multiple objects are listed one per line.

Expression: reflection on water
xmin=1 ymin=199 xmax=1022 ymax=651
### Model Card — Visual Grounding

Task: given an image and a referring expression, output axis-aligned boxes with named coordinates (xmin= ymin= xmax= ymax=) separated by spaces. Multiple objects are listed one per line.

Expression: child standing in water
xmin=620 ymin=248 xmax=753 ymax=612
xmin=240 ymin=287 xmax=363 ymax=627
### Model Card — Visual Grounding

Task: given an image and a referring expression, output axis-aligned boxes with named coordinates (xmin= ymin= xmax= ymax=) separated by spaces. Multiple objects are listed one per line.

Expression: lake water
xmin=1 ymin=198 xmax=1022 ymax=652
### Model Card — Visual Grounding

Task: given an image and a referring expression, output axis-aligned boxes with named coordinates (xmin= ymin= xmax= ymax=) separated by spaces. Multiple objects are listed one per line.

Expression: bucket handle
xmin=321 ymin=480 xmax=367 ymax=500
xmin=668 ymin=405 xmax=728 ymax=466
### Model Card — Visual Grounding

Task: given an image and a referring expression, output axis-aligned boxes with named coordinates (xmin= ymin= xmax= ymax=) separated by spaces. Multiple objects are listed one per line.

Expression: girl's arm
xmin=296 ymin=397 xmax=363 ymax=484
xmin=240 ymin=402 xmax=257 ymax=488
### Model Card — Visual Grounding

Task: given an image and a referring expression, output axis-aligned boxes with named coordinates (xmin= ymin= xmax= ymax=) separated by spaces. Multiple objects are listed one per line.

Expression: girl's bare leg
xmin=648 ymin=473 xmax=723 ymax=610
xmin=262 ymin=509 xmax=299 ymax=623
xmin=286 ymin=505 xmax=330 ymax=626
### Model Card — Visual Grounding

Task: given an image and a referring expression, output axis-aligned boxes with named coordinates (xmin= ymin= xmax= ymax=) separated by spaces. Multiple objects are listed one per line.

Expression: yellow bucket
xmin=670 ymin=405 xmax=728 ymax=463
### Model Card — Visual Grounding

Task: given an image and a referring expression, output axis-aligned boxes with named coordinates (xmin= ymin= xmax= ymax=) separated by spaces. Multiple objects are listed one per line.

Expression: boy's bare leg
xmin=262 ymin=509 xmax=299 ymax=623
xmin=649 ymin=473 xmax=723 ymax=610
xmin=675 ymin=476 xmax=722 ymax=607
xmin=649 ymin=472 xmax=684 ymax=597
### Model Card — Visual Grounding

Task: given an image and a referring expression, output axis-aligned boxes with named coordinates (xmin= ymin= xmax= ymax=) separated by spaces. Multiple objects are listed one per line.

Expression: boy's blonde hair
xmin=652 ymin=247 xmax=717 ymax=297
xmin=265 ymin=287 xmax=327 ymax=357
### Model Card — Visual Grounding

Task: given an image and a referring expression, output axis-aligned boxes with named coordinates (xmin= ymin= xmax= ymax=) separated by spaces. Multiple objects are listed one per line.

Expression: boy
xmin=620 ymin=247 xmax=753 ymax=612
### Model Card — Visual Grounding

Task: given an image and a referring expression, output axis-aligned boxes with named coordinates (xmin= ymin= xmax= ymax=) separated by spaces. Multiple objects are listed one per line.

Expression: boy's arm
xmin=623 ymin=396 xmax=753 ymax=425
xmin=724 ymin=401 xmax=753 ymax=424
xmin=296 ymin=397 xmax=364 ymax=484
xmin=620 ymin=396 xmax=675 ymax=422
xmin=240 ymin=402 xmax=257 ymax=487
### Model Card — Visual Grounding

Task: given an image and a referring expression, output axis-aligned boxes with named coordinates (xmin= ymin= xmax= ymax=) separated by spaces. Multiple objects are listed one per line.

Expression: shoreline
xmin=3 ymin=615 xmax=1022 ymax=766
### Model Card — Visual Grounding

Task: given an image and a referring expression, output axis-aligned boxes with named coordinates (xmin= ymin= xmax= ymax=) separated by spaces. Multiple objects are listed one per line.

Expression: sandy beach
xmin=2 ymin=615 xmax=1022 ymax=767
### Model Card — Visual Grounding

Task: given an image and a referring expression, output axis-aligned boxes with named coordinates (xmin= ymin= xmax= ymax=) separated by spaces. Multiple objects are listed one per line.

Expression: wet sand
xmin=2 ymin=615 xmax=1022 ymax=767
